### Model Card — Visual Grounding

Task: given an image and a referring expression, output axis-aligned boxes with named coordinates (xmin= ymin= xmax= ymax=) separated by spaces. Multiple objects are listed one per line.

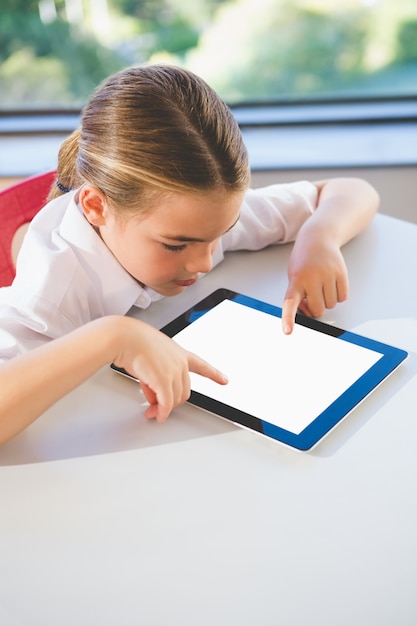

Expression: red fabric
xmin=0 ymin=171 xmax=56 ymax=286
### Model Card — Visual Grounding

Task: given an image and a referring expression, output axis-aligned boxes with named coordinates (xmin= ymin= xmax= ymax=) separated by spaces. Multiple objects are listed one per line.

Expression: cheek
xmin=101 ymin=222 xmax=181 ymax=281
xmin=123 ymin=242 xmax=177 ymax=280
xmin=103 ymin=230 xmax=146 ymax=275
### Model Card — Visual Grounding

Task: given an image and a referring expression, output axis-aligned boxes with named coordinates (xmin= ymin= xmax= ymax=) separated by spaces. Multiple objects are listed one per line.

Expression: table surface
xmin=0 ymin=213 xmax=416 ymax=626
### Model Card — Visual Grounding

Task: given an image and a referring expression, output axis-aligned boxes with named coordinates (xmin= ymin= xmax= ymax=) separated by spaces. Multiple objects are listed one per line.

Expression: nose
xmin=184 ymin=243 xmax=214 ymax=274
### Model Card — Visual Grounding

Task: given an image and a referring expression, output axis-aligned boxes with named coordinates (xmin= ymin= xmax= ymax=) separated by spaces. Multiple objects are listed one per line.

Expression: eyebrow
xmin=161 ymin=215 xmax=240 ymax=243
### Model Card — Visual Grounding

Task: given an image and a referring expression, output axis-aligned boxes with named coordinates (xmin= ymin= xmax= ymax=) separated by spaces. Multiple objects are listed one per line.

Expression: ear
xmin=78 ymin=185 xmax=109 ymax=226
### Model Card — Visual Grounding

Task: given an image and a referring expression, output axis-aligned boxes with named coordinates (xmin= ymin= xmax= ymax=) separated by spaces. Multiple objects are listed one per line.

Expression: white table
xmin=0 ymin=213 xmax=416 ymax=626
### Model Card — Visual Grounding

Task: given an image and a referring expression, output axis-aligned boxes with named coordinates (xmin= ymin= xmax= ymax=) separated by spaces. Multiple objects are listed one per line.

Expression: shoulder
xmin=14 ymin=192 xmax=86 ymax=295
xmin=29 ymin=190 xmax=76 ymax=230
xmin=221 ymin=180 xmax=319 ymax=250
xmin=7 ymin=193 xmax=101 ymax=334
xmin=244 ymin=180 xmax=318 ymax=207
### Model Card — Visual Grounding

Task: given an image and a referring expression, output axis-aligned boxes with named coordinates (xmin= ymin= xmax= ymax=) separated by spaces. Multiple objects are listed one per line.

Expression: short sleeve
xmin=222 ymin=180 xmax=318 ymax=251
xmin=0 ymin=317 xmax=50 ymax=362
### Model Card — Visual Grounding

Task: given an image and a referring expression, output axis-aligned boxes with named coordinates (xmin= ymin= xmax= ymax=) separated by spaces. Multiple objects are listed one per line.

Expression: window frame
xmin=0 ymin=95 xmax=416 ymax=176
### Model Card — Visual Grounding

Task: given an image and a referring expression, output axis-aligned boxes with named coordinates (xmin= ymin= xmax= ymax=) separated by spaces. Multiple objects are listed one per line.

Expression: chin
xmin=154 ymin=284 xmax=185 ymax=297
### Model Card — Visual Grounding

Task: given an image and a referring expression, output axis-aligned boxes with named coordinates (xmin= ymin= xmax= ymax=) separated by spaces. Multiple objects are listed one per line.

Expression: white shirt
xmin=0 ymin=181 xmax=317 ymax=360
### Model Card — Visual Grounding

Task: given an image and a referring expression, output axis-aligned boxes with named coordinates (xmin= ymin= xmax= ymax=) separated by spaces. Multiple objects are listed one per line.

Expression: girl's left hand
xmin=281 ymin=235 xmax=349 ymax=334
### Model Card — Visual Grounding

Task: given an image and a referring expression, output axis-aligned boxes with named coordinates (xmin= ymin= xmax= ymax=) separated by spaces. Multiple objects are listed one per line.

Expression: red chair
xmin=0 ymin=170 xmax=56 ymax=287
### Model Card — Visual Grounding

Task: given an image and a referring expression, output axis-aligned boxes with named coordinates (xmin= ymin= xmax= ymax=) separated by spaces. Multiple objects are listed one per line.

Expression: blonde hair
xmin=49 ymin=64 xmax=250 ymax=213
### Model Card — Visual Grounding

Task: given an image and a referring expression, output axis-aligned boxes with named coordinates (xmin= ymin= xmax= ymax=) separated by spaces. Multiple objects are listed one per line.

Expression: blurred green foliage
xmin=0 ymin=0 xmax=416 ymax=107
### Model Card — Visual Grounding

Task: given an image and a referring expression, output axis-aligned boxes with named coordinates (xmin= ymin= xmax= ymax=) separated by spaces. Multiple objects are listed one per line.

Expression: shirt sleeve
xmin=221 ymin=180 xmax=318 ymax=252
xmin=0 ymin=317 xmax=50 ymax=362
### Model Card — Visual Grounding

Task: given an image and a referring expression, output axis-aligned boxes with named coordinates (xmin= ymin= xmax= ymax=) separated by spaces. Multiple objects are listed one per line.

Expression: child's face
xmin=98 ymin=189 xmax=244 ymax=296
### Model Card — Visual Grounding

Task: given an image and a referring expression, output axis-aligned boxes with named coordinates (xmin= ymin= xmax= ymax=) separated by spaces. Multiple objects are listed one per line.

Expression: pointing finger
xmin=187 ymin=353 xmax=229 ymax=385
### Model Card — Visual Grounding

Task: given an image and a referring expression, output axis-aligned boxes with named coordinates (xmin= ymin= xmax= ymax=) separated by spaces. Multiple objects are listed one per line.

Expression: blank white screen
xmin=172 ymin=300 xmax=382 ymax=434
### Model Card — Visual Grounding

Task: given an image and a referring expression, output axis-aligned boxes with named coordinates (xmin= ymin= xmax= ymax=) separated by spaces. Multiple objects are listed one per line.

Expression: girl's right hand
xmin=111 ymin=316 xmax=228 ymax=422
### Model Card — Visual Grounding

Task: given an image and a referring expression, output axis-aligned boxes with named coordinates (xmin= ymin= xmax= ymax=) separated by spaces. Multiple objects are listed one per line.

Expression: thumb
xmin=140 ymin=382 xmax=158 ymax=406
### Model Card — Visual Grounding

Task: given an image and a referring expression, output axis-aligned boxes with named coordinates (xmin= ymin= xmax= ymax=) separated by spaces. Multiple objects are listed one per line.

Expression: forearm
xmin=0 ymin=313 xmax=228 ymax=443
xmin=282 ymin=178 xmax=379 ymax=332
xmin=0 ymin=317 xmax=124 ymax=444
xmin=299 ymin=177 xmax=379 ymax=246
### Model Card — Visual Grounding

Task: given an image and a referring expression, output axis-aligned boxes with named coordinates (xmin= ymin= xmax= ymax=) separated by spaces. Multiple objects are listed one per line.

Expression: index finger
xmin=187 ymin=352 xmax=229 ymax=385
xmin=281 ymin=294 xmax=303 ymax=335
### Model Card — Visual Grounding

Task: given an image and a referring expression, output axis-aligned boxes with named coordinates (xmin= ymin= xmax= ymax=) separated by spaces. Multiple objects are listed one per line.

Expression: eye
xmin=162 ymin=243 xmax=187 ymax=253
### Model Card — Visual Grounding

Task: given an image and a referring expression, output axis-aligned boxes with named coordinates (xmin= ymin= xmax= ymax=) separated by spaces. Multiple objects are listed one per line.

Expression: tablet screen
xmin=171 ymin=298 xmax=382 ymax=436
xmin=160 ymin=290 xmax=408 ymax=449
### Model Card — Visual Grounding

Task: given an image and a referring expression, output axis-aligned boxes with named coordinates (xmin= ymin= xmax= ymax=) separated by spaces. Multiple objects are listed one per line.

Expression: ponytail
xmin=47 ymin=129 xmax=82 ymax=201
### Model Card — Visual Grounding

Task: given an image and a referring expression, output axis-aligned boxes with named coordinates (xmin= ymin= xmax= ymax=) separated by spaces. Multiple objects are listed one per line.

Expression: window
xmin=1 ymin=0 xmax=416 ymax=108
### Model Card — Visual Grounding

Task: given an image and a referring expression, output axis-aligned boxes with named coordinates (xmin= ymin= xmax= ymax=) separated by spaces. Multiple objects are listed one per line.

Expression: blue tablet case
xmin=112 ymin=289 xmax=408 ymax=451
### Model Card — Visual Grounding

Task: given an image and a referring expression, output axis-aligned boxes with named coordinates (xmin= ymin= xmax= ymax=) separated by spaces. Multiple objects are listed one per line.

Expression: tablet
xmin=112 ymin=289 xmax=408 ymax=450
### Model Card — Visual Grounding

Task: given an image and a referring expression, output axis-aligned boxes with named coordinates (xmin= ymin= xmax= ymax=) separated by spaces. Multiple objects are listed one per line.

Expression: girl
xmin=0 ymin=64 xmax=379 ymax=442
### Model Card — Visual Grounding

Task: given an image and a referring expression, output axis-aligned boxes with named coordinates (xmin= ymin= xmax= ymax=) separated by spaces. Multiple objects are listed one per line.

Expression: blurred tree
xmin=1 ymin=0 xmax=39 ymax=10
xmin=111 ymin=0 xmax=225 ymax=22
xmin=111 ymin=0 xmax=228 ymax=61
xmin=0 ymin=0 xmax=126 ymax=105
xmin=186 ymin=0 xmax=371 ymax=101
xmin=396 ymin=19 xmax=417 ymax=62
xmin=0 ymin=0 xmax=415 ymax=107
xmin=0 ymin=49 xmax=70 ymax=106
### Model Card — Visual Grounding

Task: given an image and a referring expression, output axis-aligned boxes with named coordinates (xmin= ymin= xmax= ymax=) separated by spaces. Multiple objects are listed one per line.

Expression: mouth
xmin=173 ymin=277 xmax=198 ymax=287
